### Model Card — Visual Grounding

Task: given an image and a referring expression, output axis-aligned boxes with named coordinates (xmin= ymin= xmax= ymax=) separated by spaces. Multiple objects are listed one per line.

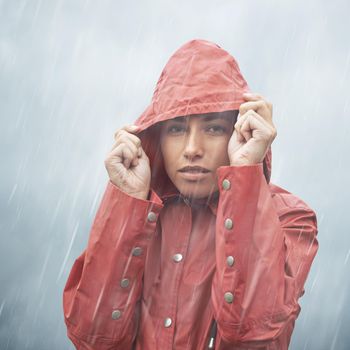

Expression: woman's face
xmin=160 ymin=111 xmax=237 ymax=199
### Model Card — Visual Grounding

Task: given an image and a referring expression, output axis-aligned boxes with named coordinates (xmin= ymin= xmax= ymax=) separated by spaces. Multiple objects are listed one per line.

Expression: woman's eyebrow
xmin=201 ymin=115 xmax=228 ymax=122
xmin=168 ymin=115 xmax=231 ymax=123
xmin=170 ymin=116 xmax=186 ymax=123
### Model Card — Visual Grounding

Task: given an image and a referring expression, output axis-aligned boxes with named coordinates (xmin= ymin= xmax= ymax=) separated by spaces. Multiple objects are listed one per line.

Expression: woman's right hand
xmin=105 ymin=125 xmax=151 ymax=200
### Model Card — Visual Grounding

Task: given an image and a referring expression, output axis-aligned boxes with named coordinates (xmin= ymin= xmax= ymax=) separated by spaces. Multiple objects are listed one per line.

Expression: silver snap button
xmin=120 ymin=278 xmax=130 ymax=288
xmin=132 ymin=247 xmax=143 ymax=256
xmin=222 ymin=179 xmax=231 ymax=190
xmin=173 ymin=253 xmax=183 ymax=262
xmin=164 ymin=317 xmax=172 ymax=327
xmin=111 ymin=310 xmax=121 ymax=319
xmin=147 ymin=211 xmax=157 ymax=222
xmin=224 ymin=292 xmax=234 ymax=304
xmin=224 ymin=218 xmax=233 ymax=230
xmin=226 ymin=256 xmax=235 ymax=267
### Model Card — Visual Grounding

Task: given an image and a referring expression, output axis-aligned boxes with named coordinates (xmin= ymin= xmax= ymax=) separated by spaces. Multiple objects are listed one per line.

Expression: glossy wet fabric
xmin=63 ymin=39 xmax=318 ymax=349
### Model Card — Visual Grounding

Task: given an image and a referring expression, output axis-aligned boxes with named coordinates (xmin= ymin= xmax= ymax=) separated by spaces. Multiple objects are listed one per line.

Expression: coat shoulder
xmin=269 ymin=182 xmax=316 ymax=216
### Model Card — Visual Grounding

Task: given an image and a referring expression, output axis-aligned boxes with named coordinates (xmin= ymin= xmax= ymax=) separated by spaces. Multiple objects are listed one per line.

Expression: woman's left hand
xmin=228 ymin=92 xmax=277 ymax=166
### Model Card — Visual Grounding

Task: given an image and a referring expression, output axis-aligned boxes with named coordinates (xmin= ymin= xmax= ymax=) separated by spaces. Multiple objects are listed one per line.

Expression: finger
xmin=107 ymin=143 xmax=132 ymax=168
xmin=242 ymin=92 xmax=265 ymax=101
xmin=239 ymin=106 xmax=274 ymax=131
xmin=247 ymin=110 xmax=275 ymax=131
xmin=120 ymin=143 xmax=138 ymax=169
xmin=240 ymin=117 xmax=253 ymax=142
xmin=114 ymin=133 xmax=142 ymax=152
xmin=112 ymin=132 xmax=142 ymax=155
xmin=236 ymin=110 xmax=271 ymax=142
xmin=110 ymin=143 xmax=137 ymax=169
xmin=114 ymin=129 xmax=142 ymax=146
xmin=234 ymin=113 xmax=249 ymax=142
xmin=111 ymin=134 xmax=138 ymax=152
xmin=109 ymin=138 xmax=141 ymax=156
xmin=241 ymin=94 xmax=273 ymax=120
xmin=122 ymin=124 xmax=141 ymax=133
xmin=242 ymin=112 xmax=273 ymax=140
xmin=113 ymin=139 xmax=142 ymax=160
xmin=119 ymin=139 xmax=141 ymax=166
xmin=235 ymin=111 xmax=253 ymax=132
xmin=113 ymin=125 xmax=141 ymax=144
xmin=239 ymin=100 xmax=266 ymax=116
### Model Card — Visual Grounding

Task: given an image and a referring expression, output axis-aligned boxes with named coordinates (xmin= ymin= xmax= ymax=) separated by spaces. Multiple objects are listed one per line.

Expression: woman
xmin=63 ymin=39 xmax=318 ymax=349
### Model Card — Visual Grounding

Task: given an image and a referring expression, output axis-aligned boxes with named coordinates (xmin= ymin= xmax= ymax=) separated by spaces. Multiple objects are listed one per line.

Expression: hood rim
xmin=136 ymin=109 xmax=272 ymax=202
xmin=132 ymin=38 xmax=272 ymax=200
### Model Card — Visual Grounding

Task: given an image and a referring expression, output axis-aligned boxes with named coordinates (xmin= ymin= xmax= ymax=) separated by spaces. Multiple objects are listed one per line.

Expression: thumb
xmin=123 ymin=125 xmax=142 ymax=134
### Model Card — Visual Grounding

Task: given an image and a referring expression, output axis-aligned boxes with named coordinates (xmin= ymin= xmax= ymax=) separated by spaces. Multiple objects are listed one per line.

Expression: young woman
xmin=63 ymin=39 xmax=318 ymax=349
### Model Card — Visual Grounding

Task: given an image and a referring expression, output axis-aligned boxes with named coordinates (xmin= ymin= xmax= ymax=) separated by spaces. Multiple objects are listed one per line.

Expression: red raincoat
xmin=63 ymin=39 xmax=318 ymax=349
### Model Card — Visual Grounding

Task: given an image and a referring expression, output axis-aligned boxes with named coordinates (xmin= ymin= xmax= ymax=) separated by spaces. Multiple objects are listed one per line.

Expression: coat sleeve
xmin=63 ymin=181 xmax=163 ymax=350
xmin=211 ymin=163 xmax=318 ymax=348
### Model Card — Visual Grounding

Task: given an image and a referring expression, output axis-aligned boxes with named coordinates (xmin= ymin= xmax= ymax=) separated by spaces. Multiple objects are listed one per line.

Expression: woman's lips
xmin=178 ymin=168 xmax=211 ymax=181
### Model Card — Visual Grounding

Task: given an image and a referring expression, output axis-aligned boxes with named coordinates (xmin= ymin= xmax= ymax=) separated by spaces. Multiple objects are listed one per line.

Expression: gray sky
xmin=1 ymin=0 xmax=349 ymax=349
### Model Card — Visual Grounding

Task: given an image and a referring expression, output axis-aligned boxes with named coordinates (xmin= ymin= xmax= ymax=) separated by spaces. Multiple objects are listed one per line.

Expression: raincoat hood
xmin=134 ymin=39 xmax=272 ymax=197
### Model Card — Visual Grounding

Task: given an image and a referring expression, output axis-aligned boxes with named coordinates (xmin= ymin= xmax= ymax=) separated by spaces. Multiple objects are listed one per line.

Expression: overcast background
xmin=1 ymin=0 xmax=349 ymax=349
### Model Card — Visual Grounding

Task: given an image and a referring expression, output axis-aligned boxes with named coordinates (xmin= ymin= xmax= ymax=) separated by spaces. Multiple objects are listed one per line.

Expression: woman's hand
xmin=228 ymin=93 xmax=277 ymax=166
xmin=105 ymin=125 xmax=151 ymax=200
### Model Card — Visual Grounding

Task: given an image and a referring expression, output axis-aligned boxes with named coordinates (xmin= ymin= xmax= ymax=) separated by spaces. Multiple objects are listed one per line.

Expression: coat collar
xmin=160 ymin=190 xmax=219 ymax=216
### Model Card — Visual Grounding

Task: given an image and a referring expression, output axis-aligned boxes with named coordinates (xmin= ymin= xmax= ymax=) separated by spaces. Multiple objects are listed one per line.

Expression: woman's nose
xmin=183 ymin=128 xmax=204 ymax=160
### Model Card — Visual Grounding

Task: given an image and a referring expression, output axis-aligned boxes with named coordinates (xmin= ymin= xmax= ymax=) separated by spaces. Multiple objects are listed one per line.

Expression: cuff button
xmin=147 ymin=211 xmax=157 ymax=222
xmin=224 ymin=218 xmax=233 ymax=230
xmin=222 ymin=179 xmax=231 ymax=190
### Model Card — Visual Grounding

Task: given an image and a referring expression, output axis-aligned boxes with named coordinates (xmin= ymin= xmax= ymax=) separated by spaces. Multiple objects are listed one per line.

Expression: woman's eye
xmin=206 ymin=125 xmax=226 ymax=134
xmin=167 ymin=125 xmax=185 ymax=134
xmin=165 ymin=124 xmax=227 ymax=135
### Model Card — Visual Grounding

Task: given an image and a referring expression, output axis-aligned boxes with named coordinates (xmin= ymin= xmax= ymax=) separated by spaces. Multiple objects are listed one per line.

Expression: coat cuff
xmin=99 ymin=181 xmax=164 ymax=242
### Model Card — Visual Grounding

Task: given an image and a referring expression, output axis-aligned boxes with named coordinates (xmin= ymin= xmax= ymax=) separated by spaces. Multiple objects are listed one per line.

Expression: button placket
xmin=160 ymin=203 xmax=191 ymax=344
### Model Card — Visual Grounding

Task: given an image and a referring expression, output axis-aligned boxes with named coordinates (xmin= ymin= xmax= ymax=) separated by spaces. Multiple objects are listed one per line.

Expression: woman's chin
xmin=177 ymin=184 xmax=218 ymax=200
